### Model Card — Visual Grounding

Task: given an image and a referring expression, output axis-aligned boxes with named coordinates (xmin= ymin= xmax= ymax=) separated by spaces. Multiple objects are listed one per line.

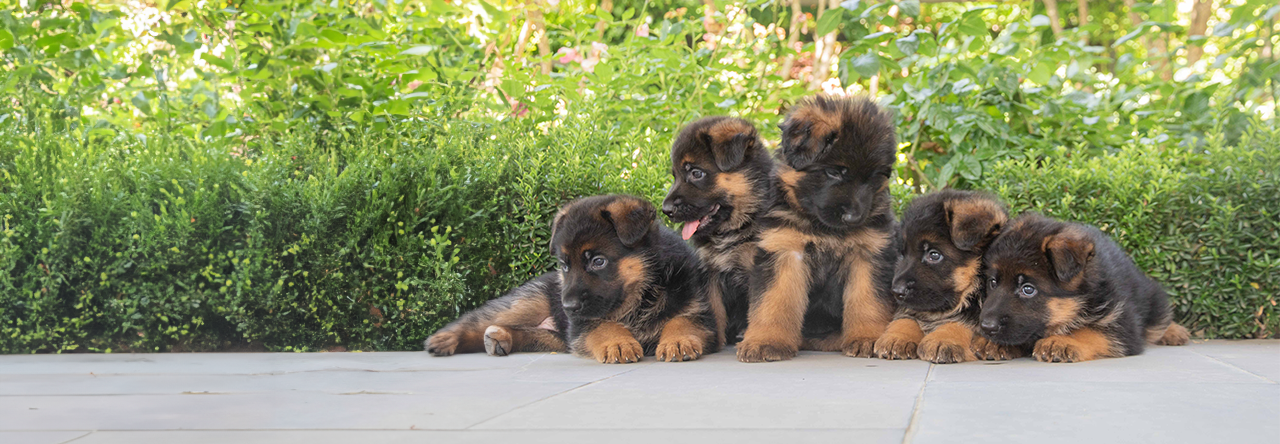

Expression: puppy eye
xmin=925 ymin=250 xmax=943 ymax=264
xmin=689 ymin=168 xmax=706 ymax=181
xmin=824 ymin=133 xmax=837 ymax=146
xmin=989 ymin=277 xmax=997 ymax=289
xmin=1020 ymin=284 xmax=1037 ymax=298
xmin=589 ymin=256 xmax=608 ymax=270
xmin=881 ymin=169 xmax=893 ymax=179
xmin=825 ymin=167 xmax=845 ymax=180
xmin=559 ymin=261 xmax=570 ymax=272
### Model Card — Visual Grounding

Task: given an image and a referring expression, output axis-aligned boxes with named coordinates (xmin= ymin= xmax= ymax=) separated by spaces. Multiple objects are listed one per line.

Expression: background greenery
xmin=1 ymin=0 xmax=1275 ymax=352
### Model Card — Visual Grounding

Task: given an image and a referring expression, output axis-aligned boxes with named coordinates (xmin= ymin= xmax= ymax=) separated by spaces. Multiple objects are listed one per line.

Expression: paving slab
xmin=0 ymin=340 xmax=1274 ymax=443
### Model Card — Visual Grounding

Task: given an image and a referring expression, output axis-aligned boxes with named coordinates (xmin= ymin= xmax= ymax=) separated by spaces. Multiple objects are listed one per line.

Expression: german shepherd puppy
xmin=979 ymin=213 xmax=1191 ymax=362
xmin=424 ymin=195 xmax=720 ymax=363
xmin=736 ymin=96 xmax=899 ymax=362
xmin=875 ymin=190 xmax=1024 ymax=363
xmin=661 ymin=116 xmax=777 ymax=346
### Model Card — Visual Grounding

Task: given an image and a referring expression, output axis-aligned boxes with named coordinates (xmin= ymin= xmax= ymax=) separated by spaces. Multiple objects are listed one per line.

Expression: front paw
xmin=736 ymin=340 xmax=797 ymax=363
xmin=873 ymin=333 xmax=919 ymax=360
xmin=483 ymin=326 xmax=512 ymax=356
xmin=656 ymin=335 xmax=704 ymax=362
xmin=841 ymin=337 xmax=878 ymax=358
xmin=971 ymin=335 xmax=1023 ymax=361
xmin=592 ymin=337 xmax=644 ymax=364
xmin=919 ymin=336 xmax=971 ymax=364
xmin=1033 ymin=336 xmax=1088 ymax=363
xmin=425 ymin=332 xmax=458 ymax=356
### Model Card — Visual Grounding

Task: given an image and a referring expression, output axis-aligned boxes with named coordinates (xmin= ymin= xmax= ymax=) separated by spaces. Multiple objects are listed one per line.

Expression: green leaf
xmin=320 ymin=29 xmax=347 ymax=44
xmin=959 ymin=14 xmax=986 ymax=37
xmin=0 ymin=28 xmax=11 ymax=50
xmin=851 ymin=51 xmax=880 ymax=78
xmin=897 ymin=0 xmax=920 ymax=18
xmin=201 ymin=52 xmax=234 ymax=71
xmin=1028 ymin=61 xmax=1054 ymax=85
xmin=131 ymin=92 xmax=151 ymax=115
xmin=401 ymin=45 xmax=436 ymax=56
xmin=816 ymin=9 xmax=844 ymax=36
xmin=895 ymin=33 xmax=919 ymax=56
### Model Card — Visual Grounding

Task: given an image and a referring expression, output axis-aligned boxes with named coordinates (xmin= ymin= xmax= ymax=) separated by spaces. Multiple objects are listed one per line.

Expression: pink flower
xmin=556 ymin=47 xmax=583 ymax=64
xmin=635 ymin=23 xmax=650 ymax=37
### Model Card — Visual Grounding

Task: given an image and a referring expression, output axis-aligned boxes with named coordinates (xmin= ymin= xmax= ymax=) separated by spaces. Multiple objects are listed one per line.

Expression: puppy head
xmin=551 ymin=195 xmax=657 ymax=320
xmin=891 ymin=190 xmax=1007 ymax=313
xmin=662 ymin=116 xmax=771 ymax=240
xmin=979 ymin=214 xmax=1097 ymax=345
xmin=776 ymin=96 xmax=896 ymax=230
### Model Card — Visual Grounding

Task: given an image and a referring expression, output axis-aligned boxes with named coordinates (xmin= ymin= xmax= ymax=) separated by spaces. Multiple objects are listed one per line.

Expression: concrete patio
xmin=0 ymin=340 xmax=1275 ymax=444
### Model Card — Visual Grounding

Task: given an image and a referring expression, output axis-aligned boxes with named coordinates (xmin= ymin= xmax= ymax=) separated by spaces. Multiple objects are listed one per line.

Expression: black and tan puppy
xmin=425 ymin=195 xmax=720 ymax=363
xmin=979 ymin=213 xmax=1190 ymax=362
xmin=736 ymin=96 xmax=899 ymax=362
xmin=874 ymin=190 xmax=1024 ymax=363
xmin=662 ymin=116 xmax=778 ymax=346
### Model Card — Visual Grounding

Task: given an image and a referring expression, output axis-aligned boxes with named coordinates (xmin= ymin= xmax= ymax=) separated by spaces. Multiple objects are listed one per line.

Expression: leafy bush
xmin=975 ymin=121 xmax=1280 ymax=339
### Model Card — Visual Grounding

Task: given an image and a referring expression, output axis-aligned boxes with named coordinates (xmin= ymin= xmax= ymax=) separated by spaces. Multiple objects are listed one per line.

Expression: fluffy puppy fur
xmin=979 ymin=213 xmax=1190 ymax=362
xmin=662 ymin=116 xmax=778 ymax=346
xmin=874 ymin=190 xmax=1025 ymax=363
xmin=425 ymin=195 xmax=720 ymax=363
xmin=735 ymin=95 xmax=899 ymax=362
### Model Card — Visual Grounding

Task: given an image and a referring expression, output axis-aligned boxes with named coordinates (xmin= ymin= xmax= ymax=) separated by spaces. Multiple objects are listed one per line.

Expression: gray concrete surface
xmin=0 ymin=340 xmax=1275 ymax=443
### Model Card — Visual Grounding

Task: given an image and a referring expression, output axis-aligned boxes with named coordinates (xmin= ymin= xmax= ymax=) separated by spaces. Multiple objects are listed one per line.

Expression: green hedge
xmin=974 ymin=124 xmax=1280 ymax=339
xmin=2 ymin=117 xmax=1276 ymax=353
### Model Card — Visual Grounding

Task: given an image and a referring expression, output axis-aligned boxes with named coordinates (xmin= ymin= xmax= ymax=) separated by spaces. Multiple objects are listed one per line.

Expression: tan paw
xmin=873 ymin=333 xmax=920 ymax=360
xmin=971 ymin=335 xmax=1024 ymax=361
xmin=736 ymin=340 xmax=797 ymax=363
xmin=1155 ymin=323 xmax=1190 ymax=346
xmin=656 ymin=335 xmax=704 ymax=362
xmin=919 ymin=336 xmax=972 ymax=364
xmin=425 ymin=332 xmax=458 ymax=356
xmin=841 ymin=337 xmax=878 ymax=358
xmin=592 ymin=337 xmax=644 ymax=364
xmin=1033 ymin=336 xmax=1089 ymax=363
xmin=483 ymin=326 xmax=512 ymax=356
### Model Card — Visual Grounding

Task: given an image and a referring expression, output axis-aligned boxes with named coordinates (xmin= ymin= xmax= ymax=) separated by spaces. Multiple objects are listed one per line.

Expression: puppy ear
xmin=702 ymin=119 xmax=757 ymax=171
xmin=944 ymin=197 xmax=1007 ymax=252
xmin=602 ymin=196 xmax=657 ymax=247
xmin=778 ymin=100 xmax=839 ymax=169
xmin=1043 ymin=228 xmax=1095 ymax=283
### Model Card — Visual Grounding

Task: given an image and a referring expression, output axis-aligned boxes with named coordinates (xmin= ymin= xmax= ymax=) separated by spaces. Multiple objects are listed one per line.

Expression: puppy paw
xmin=919 ymin=335 xmax=972 ymax=364
xmin=1155 ymin=323 xmax=1190 ymax=346
xmin=483 ymin=326 xmax=512 ymax=356
xmin=592 ymin=337 xmax=644 ymax=364
xmin=1033 ymin=336 xmax=1090 ymax=363
xmin=736 ymin=340 xmax=797 ymax=363
xmin=873 ymin=333 xmax=919 ymax=360
xmin=971 ymin=335 xmax=1024 ymax=361
xmin=841 ymin=337 xmax=878 ymax=358
xmin=425 ymin=332 xmax=458 ymax=356
xmin=656 ymin=335 xmax=704 ymax=362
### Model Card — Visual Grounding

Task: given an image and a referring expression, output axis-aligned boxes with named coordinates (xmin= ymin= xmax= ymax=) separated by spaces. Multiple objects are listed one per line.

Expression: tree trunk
xmin=778 ymin=0 xmax=804 ymax=79
xmin=596 ymin=0 xmax=614 ymax=37
xmin=1185 ymin=0 xmax=1212 ymax=65
xmin=810 ymin=0 xmax=839 ymax=90
xmin=1075 ymin=0 xmax=1088 ymax=27
xmin=528 ymin=0 xmax=552 ymax=75
xmin=1042 ymin=0 xmax=1064 ymax=37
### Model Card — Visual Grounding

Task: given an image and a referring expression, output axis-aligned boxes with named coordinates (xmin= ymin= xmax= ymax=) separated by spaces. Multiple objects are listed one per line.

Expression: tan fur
xmin=841 ymin=256 xmax=892 ymax=357
xmin=874 ymin=318 xmax=925 ymax=360
xmin=604 ymin=199 xmax=643 ymax=223
xmin=787 ymin=102 xmax=840 ymax=142
xmin=738 ymin=228 xmax=812 ymax=362
xmin=706 ymin=118 xmax=755 ymax=144
xmin=656 ymin=316 xmax=713 ymax=362
xmin=918 ymin=322 xmax=976 ymax=364
xmin=945 ymin=197 xmax=1008 ymax=250
xmin=482 ymin=325 xmax=566 ymax=356
xmin=1042 ymin=227 xmax=1095 ymax=290
xmin=717 ymin=172 xmax=758 ymax=230
xmin=1032 ymin=326 xmax=1117 ymax=363
xmin=582 ymin=321 xmax=644 ymax=363
xmin=1151 ymin=322 xmax=1190 ymax=346
xmin=608 ymin=256 xmax=649 ymax=323
xmin=946 ymin=258 xmax=982 ymax=317
xmin=1046 ymin=298 xmax=1082 ymax=332
xmin=776 ymin=166 xmax=806 ymax=211
xmin=492 ymin=294 xmax=551 ymax=326
xmin=971 ymin=335 xmax=1025 ymax=360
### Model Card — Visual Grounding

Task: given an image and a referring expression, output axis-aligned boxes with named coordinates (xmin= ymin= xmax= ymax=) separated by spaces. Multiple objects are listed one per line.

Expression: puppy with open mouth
xmin=662 ymin=116 xmax=778 ymax=346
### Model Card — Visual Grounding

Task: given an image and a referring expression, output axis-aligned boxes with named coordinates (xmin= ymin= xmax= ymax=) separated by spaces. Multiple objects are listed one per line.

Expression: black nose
xmin=891 ymin=280 xmax=912 ymax=302
xmin=661 ymin=197 xmax=682 ymax=218
xmin=841 ymin=206 xmax=864 ymax=224
xmin=980 ymin=318 xmax=1004 ymax=336
xmin=562 ymin=299 xmax=582 ymax=313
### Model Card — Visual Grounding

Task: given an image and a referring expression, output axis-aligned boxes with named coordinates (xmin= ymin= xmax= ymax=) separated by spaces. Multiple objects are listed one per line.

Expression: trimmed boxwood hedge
xmin=1 ymin=117 xmax=1275 ymax=353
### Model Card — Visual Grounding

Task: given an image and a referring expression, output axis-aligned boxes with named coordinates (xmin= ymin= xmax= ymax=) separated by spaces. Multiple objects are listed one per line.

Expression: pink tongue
xmin=681 ymin=220 xmax=701 ymax=240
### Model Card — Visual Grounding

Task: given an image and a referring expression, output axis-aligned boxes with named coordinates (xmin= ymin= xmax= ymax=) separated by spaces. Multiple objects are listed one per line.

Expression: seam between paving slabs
xmin=463 ymin=361 xmax=658 ymax=430
xmin=57 ymin=431 xmax=93 ymax=444
xmin=1189 ymin=349 xmax=1277 ymax=384
xmin=900 ymin=363 xmax=936 ymax=444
